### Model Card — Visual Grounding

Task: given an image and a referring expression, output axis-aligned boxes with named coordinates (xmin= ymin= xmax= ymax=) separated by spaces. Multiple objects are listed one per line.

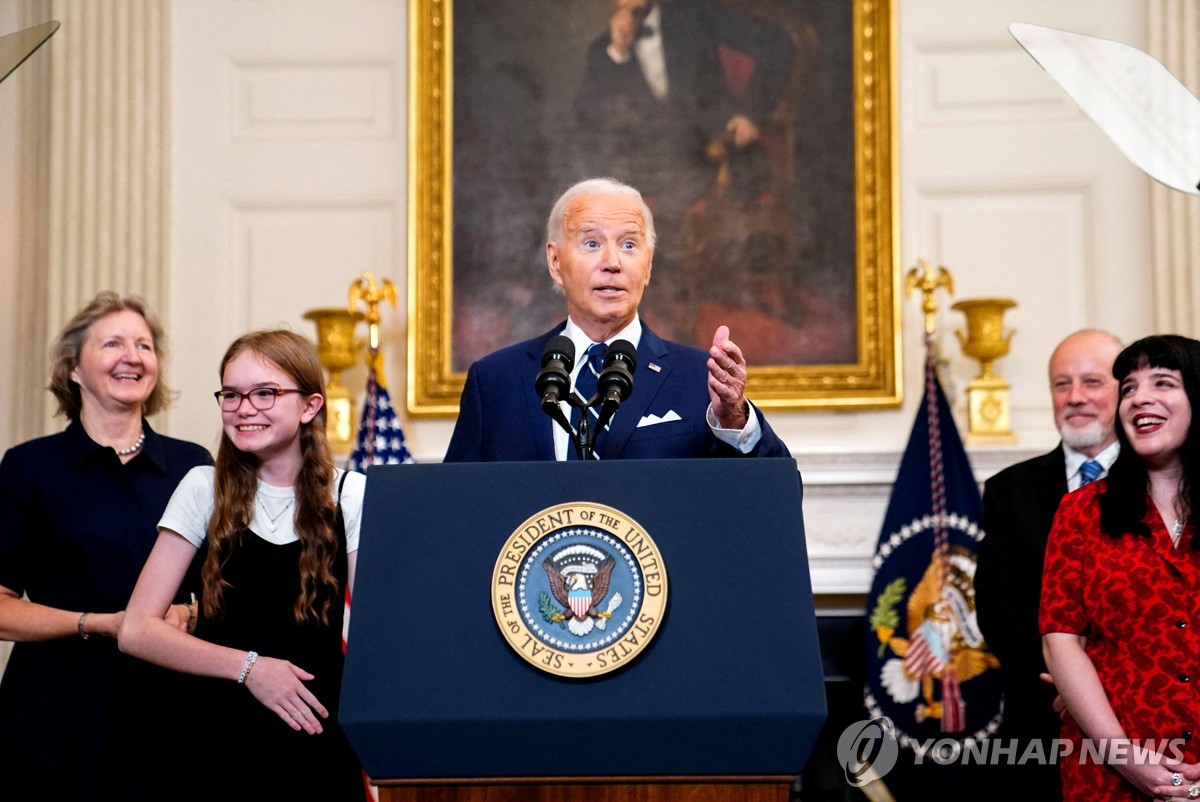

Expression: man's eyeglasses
xmin=214 ymin=387 xmax=305 ymax=412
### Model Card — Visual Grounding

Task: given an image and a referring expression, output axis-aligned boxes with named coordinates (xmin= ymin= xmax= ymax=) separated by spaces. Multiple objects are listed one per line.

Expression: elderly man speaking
xmin=444 ymin=177 xmax=789 ymax=462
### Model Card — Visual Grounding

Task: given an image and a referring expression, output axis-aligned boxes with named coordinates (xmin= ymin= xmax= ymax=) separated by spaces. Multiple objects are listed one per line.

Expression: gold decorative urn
xmin=952 ymin=298 xmax=1017 ymax=443
xmin=303 ymin=308 xmax=364 ymax=453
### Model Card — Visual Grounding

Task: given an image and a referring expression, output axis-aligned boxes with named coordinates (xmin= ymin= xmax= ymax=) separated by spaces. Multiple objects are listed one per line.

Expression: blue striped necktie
xmin=567 ymin=343 xmax=606 ymax=460
xmin=1079 ymin=459 xmax=1102 ymax=485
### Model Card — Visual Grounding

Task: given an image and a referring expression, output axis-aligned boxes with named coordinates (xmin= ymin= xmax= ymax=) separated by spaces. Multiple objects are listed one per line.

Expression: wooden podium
xmin=377 ymin=777 xmax=790 ymax=801
xmin=342 ymin=459 xmax=824 ymax=799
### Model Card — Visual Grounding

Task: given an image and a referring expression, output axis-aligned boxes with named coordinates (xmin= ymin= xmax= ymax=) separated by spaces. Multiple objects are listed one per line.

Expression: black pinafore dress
xmin=186 ymin=480 xmax=363 ymax=800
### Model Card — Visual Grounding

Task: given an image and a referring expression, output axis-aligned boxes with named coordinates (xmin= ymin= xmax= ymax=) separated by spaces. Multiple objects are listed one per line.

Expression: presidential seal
xmin=491 ymin=502 xmax=668 ymax=678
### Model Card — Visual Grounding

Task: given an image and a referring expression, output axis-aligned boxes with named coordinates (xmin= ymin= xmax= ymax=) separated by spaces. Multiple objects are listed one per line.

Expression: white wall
xmin=903 ymin=0 xmax=1152 ymax=437
xmin=166 ymin=0 xmax=410 ymax=458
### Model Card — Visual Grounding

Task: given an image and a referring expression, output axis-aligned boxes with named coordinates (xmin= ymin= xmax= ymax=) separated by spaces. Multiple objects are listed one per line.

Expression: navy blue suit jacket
xmin=444 ymin=323 xmax=790 ymax=462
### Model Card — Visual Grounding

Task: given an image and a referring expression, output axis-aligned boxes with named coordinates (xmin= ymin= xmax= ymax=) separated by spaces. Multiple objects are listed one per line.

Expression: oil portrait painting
xmin=408 ymin=0 xmax=897 ymax=413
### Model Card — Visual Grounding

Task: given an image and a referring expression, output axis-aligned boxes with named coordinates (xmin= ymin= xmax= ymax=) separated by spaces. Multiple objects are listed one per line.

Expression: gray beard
xmin=1061 ymin=421 xmax=1110 ymax=451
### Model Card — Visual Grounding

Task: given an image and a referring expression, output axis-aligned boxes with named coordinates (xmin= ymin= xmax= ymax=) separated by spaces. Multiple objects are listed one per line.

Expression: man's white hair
xmin=545 ymin=177 xmax=657 ymax=249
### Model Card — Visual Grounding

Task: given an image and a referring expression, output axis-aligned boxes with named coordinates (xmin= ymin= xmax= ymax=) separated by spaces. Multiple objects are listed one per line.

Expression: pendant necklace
xmin=257 ymin=496 xmax=295 ymax=532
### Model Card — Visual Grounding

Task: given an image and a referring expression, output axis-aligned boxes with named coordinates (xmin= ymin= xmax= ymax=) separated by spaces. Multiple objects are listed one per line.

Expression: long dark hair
xmin=1099 ymin=334 xmax=1200 ymax=545
xmin=201 ymin=330 xmax=340 ymax=623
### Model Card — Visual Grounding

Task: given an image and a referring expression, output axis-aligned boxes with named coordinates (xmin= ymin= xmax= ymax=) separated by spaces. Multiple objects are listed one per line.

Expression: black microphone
xmin=593 ymin=339 xmax=636 ymax=436
xmin=597 ymin=339 xmax=637 ymax=407
xmin=535 ymin=336 xmax=575 ymax=414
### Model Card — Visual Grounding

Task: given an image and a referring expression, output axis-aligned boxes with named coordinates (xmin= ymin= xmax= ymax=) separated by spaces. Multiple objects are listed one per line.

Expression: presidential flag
xmin=864 ymin=344 xmax=1003 ymax=758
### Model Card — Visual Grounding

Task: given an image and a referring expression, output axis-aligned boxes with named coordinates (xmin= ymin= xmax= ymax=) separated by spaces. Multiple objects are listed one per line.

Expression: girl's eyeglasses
xmin=213 ymin=387 xmax=305 ymax=412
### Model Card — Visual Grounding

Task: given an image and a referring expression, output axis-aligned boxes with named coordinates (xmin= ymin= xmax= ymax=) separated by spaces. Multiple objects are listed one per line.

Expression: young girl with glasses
xmin=120 ymin=329 xmax=367 ymax=799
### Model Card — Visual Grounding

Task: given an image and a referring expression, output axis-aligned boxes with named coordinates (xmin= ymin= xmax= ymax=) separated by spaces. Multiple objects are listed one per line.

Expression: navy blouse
xmin=0 ymin=420 xmax=212 ymax=800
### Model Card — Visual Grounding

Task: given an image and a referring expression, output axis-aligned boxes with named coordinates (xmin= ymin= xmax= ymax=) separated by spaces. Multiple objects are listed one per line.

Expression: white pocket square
xmin=637 ymin=410 xmax=681 ymax=427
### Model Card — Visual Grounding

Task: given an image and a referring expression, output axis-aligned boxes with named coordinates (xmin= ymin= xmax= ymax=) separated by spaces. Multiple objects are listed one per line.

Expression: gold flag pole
xmin=348 ymin=271 xmax=398 ymax=385
xmin=903 ymin=259 xmax=954 ymax=339
xmin=904 ymin=258 xmax=955 ymax=417
xmin=902 ymin=259 xmax=958 ymax=658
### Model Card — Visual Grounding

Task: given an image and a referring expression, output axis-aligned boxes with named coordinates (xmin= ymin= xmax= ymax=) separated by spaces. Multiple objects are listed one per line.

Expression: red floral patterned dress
xmin=1041 ymin=480 xmax=1200 ymax=801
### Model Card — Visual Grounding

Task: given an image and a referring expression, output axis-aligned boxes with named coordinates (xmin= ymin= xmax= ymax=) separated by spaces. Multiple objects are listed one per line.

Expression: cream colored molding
xmin=16 ymin=0 xmax=171 ymax=437
xmin=229 ymin=59 xmax=397 ymax=140
xmin=911 ymin=39 xmax=1080 ymax=126
xmin=799 ymin=446 xmax=1043 ymax=594
xmin=1148 ymin=0 xmax=1200 ymax=336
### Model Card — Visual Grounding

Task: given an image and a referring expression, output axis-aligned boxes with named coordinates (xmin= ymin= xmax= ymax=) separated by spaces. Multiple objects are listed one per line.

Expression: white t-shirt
xmin=159 ymin=465 xmax=365 ymax=553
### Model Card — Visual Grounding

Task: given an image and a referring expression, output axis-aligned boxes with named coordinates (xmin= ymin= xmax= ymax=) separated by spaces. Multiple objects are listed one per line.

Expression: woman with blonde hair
xmin=0 ymin=291 xmax=212 ymax=800
xmin=120 ymin=329 xmax=366 ymax=799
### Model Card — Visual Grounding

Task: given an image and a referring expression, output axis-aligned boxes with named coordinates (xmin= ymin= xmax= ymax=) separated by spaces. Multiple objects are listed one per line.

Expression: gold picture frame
xmin=407 ymin=0 xmax=899 ymax=415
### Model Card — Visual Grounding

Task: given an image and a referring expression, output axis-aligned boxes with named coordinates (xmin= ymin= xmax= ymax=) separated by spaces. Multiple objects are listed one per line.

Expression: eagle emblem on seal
xmin=542 ymin=544 xmax=624 ymax=637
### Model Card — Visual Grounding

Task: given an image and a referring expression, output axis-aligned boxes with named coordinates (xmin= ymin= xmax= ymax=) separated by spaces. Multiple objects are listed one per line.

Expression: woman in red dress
xmin=1042 ymin=334 xmax=1200 ymax=801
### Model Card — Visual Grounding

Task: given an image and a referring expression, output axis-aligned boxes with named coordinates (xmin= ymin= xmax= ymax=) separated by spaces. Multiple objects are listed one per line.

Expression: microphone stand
xmin=540 ymin=386 xmax=598 ymax=460
xmin=565 ymin=391 xmax=597 ymax=461
xmin=593 ymin=394 xmax=621 ymax=437
xmin=541 ymin=394 xmax=572 ymax=436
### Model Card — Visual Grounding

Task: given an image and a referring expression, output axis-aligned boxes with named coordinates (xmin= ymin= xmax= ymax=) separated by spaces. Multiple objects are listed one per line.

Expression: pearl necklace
xmin=257 ymin=496 xmax=295 ymax=532
xmin=115 ymin=430 xmax=145 ymax=457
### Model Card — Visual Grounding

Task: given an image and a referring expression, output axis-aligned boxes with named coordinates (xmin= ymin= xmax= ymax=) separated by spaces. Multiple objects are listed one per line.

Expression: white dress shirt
xmin=553 ymin=316 xmax=761 ymax=460
xmin=605 ymin=4 xmax=669 ymax=100
xmin=1064 ymin=440 xmax=1119 ymax=492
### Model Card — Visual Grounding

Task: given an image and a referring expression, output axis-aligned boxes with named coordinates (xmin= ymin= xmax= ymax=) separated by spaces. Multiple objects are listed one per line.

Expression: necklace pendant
xmin=256 ymin=494 xmax=294 ymax=533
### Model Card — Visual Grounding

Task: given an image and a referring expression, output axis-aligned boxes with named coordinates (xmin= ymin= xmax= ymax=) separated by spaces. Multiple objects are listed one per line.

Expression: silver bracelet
xmin=77 ymin=612 xmax=90 ymax=640
xmin=237 ymin=650 xmax=259 ymax=684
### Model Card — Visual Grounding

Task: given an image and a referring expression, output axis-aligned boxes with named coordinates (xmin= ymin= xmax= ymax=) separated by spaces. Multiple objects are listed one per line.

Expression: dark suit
xmin=444 ymin=323 xmax=790 ymax=462
xmin=572 ymin=0 xmax=793 ymax=210
xmin=974 ymin=445 xmax=1068 ymax=801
